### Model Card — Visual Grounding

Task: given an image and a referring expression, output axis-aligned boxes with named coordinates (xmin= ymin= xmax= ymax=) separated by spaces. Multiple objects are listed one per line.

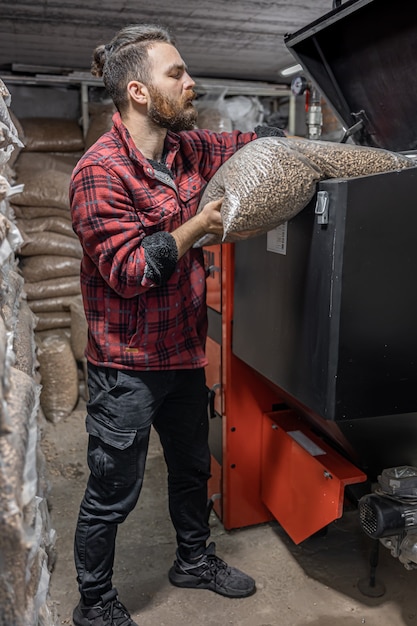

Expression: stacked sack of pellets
xmin=83 ymin=99 xmax=116 ymax=150
xmin=196 ymin=136 xmax=415 ymax=245
xmin=0 ymin=79 xmax=57 ymax=626
xmin=10 ymin=115 xmax=88 ymax=422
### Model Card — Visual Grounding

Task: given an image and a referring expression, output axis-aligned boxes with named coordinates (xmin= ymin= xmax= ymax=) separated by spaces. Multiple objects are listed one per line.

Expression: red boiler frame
xmin=204 ymin=243 xmax=366 ymax=544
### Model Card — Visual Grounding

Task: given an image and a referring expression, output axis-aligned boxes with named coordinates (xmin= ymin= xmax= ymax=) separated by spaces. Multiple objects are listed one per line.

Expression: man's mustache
xmin=184 ymin=90 xmax=197 ymax=103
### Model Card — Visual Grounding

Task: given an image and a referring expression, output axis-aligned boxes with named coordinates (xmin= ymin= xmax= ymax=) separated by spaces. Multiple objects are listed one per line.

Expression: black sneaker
xmin=72 ymin=588 xmax=138 ymax=626
xmin=168 ymin=542 xmax=256 ymax=598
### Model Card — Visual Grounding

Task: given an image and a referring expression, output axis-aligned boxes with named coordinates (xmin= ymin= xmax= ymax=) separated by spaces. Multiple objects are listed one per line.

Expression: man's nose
xmin=183 ymin=72 xmax=196 ymax=90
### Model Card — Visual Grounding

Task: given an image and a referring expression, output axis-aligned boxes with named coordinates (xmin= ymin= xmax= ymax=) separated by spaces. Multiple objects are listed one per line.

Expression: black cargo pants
xmin=74 ymin=363 xmax=211 ymax=603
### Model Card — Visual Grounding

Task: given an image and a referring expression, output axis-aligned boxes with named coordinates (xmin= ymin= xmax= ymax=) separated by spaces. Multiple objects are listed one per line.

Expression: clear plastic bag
xmin=196 ymin=137 xmax=321 ymax=245
xmin=196 ymin=90 xmax=233 ymax=133
xmin=287 ymin=137 xmax=413 ymax=179
xmin=195 ymin=137 xmax=414 ymax=246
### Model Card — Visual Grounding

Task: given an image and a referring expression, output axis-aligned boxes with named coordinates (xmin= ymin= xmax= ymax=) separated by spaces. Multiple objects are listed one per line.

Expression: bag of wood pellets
xmin=19 ymin=254 xmax=80 ymax=283
xmin=196 ymin=136 xmax=414 ymax=245
xmin=36 ymin=332 xmax=78 ymax=422
xmin=19 ymin=117 xmax=84 ymax=152
xmin=196 ymin=137 xmax=322 ymax=245
xmin=286 ymin=137 xmax=413 ymax=179
xmin=12 ymin=169 xmax=71 ymax=209
xmin=18 ymin=229 xmax=82 ymax=258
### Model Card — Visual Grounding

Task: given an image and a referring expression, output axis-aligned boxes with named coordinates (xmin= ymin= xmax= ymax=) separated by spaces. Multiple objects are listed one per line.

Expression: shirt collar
xmin=112 ymin=112 xmax=181 ymax=169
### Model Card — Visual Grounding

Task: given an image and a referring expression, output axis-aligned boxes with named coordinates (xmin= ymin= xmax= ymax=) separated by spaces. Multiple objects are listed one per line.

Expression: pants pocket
xmin=87 ymin=434 xmax=138 ymax=487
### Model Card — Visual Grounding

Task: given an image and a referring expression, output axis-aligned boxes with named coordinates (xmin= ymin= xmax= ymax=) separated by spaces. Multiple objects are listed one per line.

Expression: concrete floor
xmin=42 ymin=401 xmax=417 ymax=626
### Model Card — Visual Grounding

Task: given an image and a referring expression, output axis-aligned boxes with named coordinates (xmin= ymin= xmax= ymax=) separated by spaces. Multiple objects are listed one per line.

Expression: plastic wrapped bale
xmin=36 ymin=333 xmax=78 ymax=423
xmin=0 ymin=89 xmax=25 ymax=170
xmin=196 ymin=91 xmax=233 ymax=132
xmin=0 ymin=367 xmax=41 ymax=626
xmin=0 ymin=307 xmax=6 ymax=383
xmin=196 ymin=137 xmax=322 ymax=245
xmin=0 ymin=313 xmax=10 ymax=435
xmin=6 ymin=110 xmax=25 ymax=168
xmin=13 ymin=298 xmax=38 ymax=378
xmin=4 ymin=367 xmax=40 ymax=502
xmin=223 ymin=95 xmax=264 ymax=132
xmin=1 ymin=267 xmax=25 ymax=341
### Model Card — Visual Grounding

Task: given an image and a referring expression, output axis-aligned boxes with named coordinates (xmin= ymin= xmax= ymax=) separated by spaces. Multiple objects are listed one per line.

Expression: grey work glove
xmin=254 ymin=124 xmax=286 ymax=138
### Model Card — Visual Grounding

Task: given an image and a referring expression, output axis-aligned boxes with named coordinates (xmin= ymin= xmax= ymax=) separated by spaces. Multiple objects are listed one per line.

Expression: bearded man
xmin=70 ymin=23 xmax=277 ymax=626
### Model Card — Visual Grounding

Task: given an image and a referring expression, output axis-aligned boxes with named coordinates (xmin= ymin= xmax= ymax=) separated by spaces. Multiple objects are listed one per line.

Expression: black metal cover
xmin=232 ymin=164 xmax=417 ymax=475
xmin=233 ymin=167 xmax=417 ymax=424
xmin=285 ymin=0 xmax=417 ymax=152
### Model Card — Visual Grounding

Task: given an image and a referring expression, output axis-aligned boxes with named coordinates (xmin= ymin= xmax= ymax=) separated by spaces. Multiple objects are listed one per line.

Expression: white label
xmin=288 ymin=430 xmax=326 ymax=457
xmin=267 ymin=222 xmax=287 ymax=255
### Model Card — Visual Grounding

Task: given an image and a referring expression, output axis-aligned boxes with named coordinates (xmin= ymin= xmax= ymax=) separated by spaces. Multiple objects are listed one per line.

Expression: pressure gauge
xmin=291 ymin=75 xmax=308 ymax=96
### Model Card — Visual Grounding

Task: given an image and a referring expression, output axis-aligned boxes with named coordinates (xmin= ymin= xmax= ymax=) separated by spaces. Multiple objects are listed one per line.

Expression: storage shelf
xmin=2 ymin=69 xmax=296 ymax=135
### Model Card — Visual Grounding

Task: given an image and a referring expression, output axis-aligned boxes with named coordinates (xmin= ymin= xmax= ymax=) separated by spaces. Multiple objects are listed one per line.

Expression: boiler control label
xmin=267 ymin=222 xmax=287 ymax=255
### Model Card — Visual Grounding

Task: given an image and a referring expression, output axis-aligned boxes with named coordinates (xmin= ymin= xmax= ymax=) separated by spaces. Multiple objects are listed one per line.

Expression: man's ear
xmin=127 ymin=80 xmax=148 ymax=105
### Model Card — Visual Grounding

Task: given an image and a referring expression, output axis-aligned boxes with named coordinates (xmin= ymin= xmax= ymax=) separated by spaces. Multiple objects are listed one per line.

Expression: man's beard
xmin=147 ymin=84 xmax=197 ymax=132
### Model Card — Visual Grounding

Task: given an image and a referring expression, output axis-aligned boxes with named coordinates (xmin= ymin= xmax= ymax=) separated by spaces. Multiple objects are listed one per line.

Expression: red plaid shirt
xmin=70 ymin=113 xmax=255 ymax=370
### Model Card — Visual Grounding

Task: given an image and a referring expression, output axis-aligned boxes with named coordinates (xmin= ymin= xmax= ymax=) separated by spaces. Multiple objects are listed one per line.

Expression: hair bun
xmin=91 ymin=45 xmax=106 ymax=77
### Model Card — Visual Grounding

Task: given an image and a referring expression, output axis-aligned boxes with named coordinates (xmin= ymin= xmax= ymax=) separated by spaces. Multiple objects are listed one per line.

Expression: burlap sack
xmin=8 ymin=110 xmax=25 ymax=168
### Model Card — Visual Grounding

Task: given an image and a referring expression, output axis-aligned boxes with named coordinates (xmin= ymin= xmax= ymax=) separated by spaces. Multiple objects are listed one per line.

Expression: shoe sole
xmin=72 ymin=606 xmax=85 ymax=626
xmin=72 ymin=603 xmax=139 ymax=626
xmin=168 ymin=566 xmax=256 ymax=598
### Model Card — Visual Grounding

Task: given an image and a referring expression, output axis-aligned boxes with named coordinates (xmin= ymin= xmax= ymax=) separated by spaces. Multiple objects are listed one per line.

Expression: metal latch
xmin=208 ymin=383 xmax=221 ymax=419
xmin=315 ymin=191 xmax=329 ymax=225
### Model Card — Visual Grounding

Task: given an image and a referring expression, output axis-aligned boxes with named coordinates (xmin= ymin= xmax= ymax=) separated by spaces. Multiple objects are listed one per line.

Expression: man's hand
xmin=196 ymin=198 xmax=224 ymax=238
xmin=171 ymin=197 xmax=224 ymax=259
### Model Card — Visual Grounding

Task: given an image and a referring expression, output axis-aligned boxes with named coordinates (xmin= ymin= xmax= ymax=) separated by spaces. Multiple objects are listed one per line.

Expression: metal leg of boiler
xmin=357 ymin=539 xmax=386 ymax=598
